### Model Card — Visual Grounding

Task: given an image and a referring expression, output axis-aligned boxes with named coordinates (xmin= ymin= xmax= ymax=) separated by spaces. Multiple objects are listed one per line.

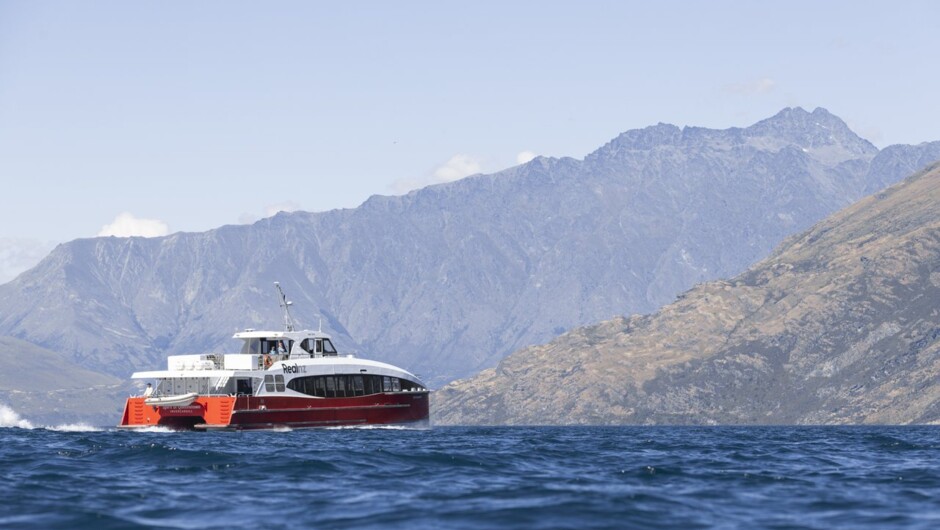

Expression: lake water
xmin=1 ymin=414 xmax=938 ymax=528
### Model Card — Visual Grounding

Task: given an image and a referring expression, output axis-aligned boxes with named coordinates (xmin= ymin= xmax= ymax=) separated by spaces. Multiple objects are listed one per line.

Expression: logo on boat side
xmin=281 ymin=363 xmax=307 ymax=374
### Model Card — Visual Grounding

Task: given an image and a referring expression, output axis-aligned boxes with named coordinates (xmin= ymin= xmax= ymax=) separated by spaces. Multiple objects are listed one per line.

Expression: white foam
xmin=131 ymin=426 xmax=175 ymax=433
xmin=1 ymin=404 xmax=111 ymax=431
xmin=46 ymin=423 xmax=103 ymax=432
xmin=0 ymin=404 xmax=34 ymax=429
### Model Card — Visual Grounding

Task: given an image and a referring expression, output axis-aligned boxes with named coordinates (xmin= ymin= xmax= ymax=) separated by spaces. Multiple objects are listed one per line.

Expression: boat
xmin=118 ymin=283 xmax=430 ymax=430
xmin=144 ymin=392 xmax=198 ymax=407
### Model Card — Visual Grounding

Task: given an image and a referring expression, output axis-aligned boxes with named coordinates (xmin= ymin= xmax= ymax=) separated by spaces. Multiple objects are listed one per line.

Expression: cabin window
xmin=263 ymin=374 xmax=285 ymax=392
xmin=241 ymin=338 xmax=261 ymax=354
xmin=262 ymin=340 xmax=286 ymax=355
xmin=402 ymin=378 xmax=425 ymax=392
xmin=286 ymin=374 xmax=415 ymax=398
xmin=293 ymin=338 xmax=337 ymax=356
xmin=287 ymin=377 xmax=301 ymax=395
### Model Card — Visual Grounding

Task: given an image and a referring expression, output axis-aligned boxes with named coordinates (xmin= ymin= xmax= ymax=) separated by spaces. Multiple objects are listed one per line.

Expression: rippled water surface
xmin=1 ymin=424 xmax=939 ymax=529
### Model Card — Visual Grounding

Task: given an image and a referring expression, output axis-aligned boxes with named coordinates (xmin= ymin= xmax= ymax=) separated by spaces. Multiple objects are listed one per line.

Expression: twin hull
xmin=120 ymin=392 xmax=430 ymax=430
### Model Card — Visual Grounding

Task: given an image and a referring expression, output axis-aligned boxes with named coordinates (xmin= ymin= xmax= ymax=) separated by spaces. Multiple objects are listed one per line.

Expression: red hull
xmin=119 ymin=392 xmax=430 ymax=430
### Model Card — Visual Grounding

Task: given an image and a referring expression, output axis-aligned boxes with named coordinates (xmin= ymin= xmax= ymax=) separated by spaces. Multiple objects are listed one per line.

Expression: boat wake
xmin=46 ymin=423 xmax=104 ymax=432
xmin=128 ymin=426 xmax=176 ymax=433
xmin=0 ymin=403 xmax=105 ymax=432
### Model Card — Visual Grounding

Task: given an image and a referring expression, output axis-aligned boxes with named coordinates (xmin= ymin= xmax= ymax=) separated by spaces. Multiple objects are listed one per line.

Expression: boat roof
xmin=232 ymin=329 xmax=332 ymax=340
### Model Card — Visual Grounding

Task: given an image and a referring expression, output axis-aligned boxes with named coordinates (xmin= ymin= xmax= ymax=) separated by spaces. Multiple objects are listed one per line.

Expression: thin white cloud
xmin=433 ymin=154 xmax=482 ymax=182
xmin=725 ymin=77 xmax=776 ymax=95
xmin=263 ymin=201 xmax=302 ymax=217
xmin=238 ymin=212 xmax=259 ymax=225
xmin=0 ymin=238 xmax=55 ymax=284
xmin=97 ymin=212 xmax=170 ymax=238
xmin=238 ymin=201 xmax=304 ymax=225
xmin=389 ymin=177 xmax=425 ymax=194
xmin=391 ymin=154 xmax=484 ymax=194
xmin=516 ymin=151 xmax=537 ymax=164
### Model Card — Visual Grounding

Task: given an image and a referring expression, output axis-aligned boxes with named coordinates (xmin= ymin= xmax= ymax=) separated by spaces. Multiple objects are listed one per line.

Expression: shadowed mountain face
xmin=433 ymin=164 xmax=940 ymax=425
xmin=1 ymin=108 xmax=939 ymax=394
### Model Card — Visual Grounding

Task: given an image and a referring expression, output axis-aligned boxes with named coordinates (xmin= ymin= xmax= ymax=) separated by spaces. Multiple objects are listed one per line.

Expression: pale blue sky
xmin=1 ymin=1 xmax=938 ymax=281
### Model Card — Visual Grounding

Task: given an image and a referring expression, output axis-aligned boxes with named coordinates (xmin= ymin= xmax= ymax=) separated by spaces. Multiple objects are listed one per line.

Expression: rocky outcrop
xmin=433 ymin=163 xmax=940 ymax=425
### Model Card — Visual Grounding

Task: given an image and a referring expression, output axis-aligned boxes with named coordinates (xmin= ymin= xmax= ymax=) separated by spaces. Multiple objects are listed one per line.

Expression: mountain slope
xmin=1 ymin=108 xmax=939 ymax=392
xmin=0 ymin=336 xmax=127 ymax=425
xmin=433 ymin=163 xmax=940 ymax=425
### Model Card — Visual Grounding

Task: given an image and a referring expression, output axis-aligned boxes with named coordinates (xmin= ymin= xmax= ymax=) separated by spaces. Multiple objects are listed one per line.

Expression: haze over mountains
xmin=0 ymin=336 xmax=122 ymax=426
xmin=1 ymin=107 xmax=939 ymax=423
xmin=434 ymin=163 xmax=940 ymax=425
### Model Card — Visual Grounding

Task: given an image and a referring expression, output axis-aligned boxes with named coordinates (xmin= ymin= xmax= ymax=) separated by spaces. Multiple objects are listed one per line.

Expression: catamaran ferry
xmin=118 ymin=283 xmax=429 ymax=430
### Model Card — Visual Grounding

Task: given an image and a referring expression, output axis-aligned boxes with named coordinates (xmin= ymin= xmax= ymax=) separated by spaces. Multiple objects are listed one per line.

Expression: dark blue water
xmin=1 ymin=424 xmax=939 ymax=529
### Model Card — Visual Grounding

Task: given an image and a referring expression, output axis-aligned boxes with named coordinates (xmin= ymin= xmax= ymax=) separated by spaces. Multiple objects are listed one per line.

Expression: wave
xmin=0 ymin=425 xmax=938 ymax=529
xmin=325 ymin=423 xmax=426 ymax=431
xmin=1 ymin=403 xmax=109 ymax=431
xmin=0 ymin=403 xmax=35 ymax=429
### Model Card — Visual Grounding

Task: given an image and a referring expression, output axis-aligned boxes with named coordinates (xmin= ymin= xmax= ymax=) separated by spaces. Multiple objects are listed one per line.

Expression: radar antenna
xmin=274 ymin=281 xmax=295 ymax=332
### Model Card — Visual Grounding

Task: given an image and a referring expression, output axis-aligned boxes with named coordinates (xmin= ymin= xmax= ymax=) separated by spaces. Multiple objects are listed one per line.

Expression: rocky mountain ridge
xmin=1 ymin=108 xmax=939 ymax=406
xmin=433 ymin=163 xmax=940 ymax=425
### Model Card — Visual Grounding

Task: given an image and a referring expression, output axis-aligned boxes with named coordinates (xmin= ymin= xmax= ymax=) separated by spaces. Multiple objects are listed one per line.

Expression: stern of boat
xmin=119 ymin=395 xmax=236 ymax=430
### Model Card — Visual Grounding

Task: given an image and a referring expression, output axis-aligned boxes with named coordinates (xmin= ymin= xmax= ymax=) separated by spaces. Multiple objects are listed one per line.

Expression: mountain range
xmin=1 ymin=107 xmax=939 ymax=423
xmin=434 ymin=163 xmax=940 ymax=425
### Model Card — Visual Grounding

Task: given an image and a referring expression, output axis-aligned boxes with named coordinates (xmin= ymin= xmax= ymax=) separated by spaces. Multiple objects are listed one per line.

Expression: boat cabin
xmin=234 ymin=329 xmax=338 ymax=359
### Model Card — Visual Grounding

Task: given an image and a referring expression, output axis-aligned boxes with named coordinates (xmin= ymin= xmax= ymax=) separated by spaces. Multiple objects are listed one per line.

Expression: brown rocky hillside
xmin=434 ymin=163 xmax=940 ymax=425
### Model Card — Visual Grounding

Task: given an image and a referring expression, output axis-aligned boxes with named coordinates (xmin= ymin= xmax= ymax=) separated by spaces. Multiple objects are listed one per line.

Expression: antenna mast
xmin=274 ymin=281 xmax=295 ymax=332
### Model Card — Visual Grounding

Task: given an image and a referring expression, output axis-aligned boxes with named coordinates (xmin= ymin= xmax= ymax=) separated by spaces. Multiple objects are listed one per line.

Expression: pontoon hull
xmin=119 ymin=392 xmax=430 ymax=430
